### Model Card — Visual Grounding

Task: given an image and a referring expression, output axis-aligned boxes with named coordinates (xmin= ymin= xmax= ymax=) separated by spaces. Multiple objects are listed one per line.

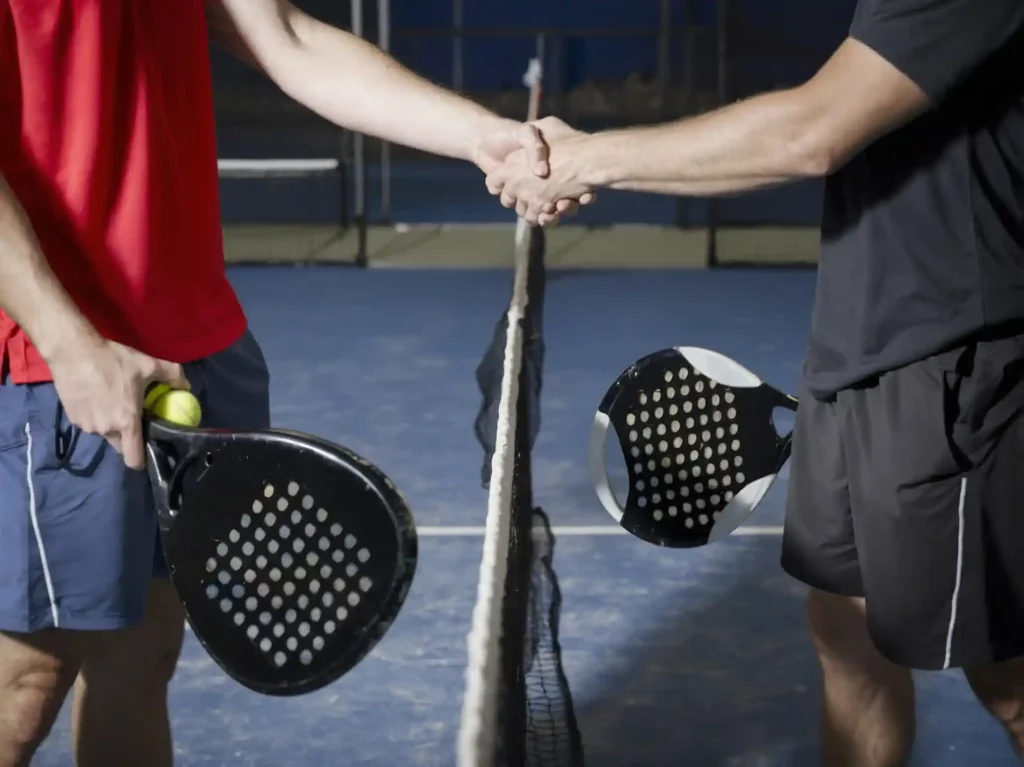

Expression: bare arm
xmin=205 ymin=0 xmax=537 ymax=168
xmin=572 ymin=39 xmax=929 ymax=195
xmin=0 ymin=175 xmax=98 ymax=362
xmin=484 ymin=38 xmax=930 ymax=220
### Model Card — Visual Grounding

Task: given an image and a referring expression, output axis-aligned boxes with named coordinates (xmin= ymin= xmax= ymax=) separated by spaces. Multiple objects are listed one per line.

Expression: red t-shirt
xmin=0 ymin=0 xmax=246 ymax=384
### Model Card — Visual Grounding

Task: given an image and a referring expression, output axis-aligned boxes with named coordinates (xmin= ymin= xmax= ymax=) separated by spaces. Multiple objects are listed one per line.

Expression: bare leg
xmin=0 ymin=630 xmax=82 ymax=767
xmin=965 ymin=655 xmax=1024 ymax=758
xmin=807 ymin=589 xmax=916 ymax=767
xmin=71 ymin=579 xmax=185 ymax=767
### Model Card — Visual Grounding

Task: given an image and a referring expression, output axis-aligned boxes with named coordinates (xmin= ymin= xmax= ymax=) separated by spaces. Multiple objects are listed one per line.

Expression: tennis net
xmin=461 ymin=210 xmax=585 ymax=765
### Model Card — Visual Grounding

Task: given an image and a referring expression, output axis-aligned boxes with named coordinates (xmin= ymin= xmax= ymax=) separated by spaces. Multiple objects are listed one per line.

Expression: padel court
xmin=33 ymin=251 xmax=1018 ymax=766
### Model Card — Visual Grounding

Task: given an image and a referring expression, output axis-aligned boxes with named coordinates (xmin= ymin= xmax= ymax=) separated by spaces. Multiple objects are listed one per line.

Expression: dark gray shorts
xmin=782 ymin=335 xmax=1024 ymax=670
xmin=0 ymin=329 xmax=270 ymax=633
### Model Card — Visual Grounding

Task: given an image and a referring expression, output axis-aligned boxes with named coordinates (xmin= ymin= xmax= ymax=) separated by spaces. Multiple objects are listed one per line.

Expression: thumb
xmin=149 ymin=358 xmax=190 ymax=390
xmin=517 ymin=123 xmax=550 ymax=177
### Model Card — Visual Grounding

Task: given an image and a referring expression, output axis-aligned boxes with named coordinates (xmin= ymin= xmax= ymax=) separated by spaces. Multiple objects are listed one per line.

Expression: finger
xmin=516 ymin=199 xmax=529 ymax=219
xmin=485 ymin=174 xmax=505 ymax=195
xmin=517 ymin=124 xmax=550 ymax=177
xmin=119 ymin=418 xmax=146 ymax=470
xmin=579 ymin=191 xmax=596 ymax=206
xmin=500 ymin=190 xmax=517 ymax=209
xmin=537 ymin=212 xmax=560 ymax=227
xmin=557 ymin=200 xmax=579 ymax=217
xmin=149 ymin=359 xmax=189 ymax=390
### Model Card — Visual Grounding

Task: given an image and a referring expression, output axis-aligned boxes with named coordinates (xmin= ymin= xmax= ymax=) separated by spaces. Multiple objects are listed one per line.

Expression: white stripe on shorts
xmin=24 ymin=423 xmax=60 ymax=628
xmin=942 ymin=476 xmax=968 ymax=670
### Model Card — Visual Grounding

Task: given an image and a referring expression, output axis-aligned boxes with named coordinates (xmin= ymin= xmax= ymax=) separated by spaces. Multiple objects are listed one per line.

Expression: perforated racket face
xmin=155 ymin=433 xmax=416 ymax=696
xmin=591 ymin=348 xmax=796 ymax=548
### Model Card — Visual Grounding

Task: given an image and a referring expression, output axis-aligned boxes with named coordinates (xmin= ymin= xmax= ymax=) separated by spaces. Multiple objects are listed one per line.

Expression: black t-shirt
xmin=804 ymin=0 xmax=1024 ymax=399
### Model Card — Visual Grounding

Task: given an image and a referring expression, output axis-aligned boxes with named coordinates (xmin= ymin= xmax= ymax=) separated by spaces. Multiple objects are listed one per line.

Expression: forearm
xmin=0 ymin=176 xmax=97 ymax=360
xmin=572 ymin=87 xmax=832 ymax=196
xmin=248 ymin=11 xmax=504 ymax=161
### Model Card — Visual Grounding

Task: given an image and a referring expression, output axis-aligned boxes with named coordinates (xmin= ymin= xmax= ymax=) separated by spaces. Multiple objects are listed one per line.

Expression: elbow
xmin=784 ymin=131 xmax=842 ymax=180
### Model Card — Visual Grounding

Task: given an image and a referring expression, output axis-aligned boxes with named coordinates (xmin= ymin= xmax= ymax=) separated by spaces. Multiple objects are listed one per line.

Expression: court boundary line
xmin=417 ymin=525 xmax=783 ymax=537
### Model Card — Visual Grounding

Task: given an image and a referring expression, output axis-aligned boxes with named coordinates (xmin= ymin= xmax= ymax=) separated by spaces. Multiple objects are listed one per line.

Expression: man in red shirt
xmin=0 ymin=2 xmax=578 ymax=765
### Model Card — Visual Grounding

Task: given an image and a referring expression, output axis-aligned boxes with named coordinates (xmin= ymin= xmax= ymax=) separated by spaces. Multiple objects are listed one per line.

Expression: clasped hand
xmin=479 ymin=117 xmax=596 ymax=226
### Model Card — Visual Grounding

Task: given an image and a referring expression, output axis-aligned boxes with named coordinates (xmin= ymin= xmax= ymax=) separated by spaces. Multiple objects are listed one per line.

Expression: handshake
xmin=473 ymin=116 xmax=598 ymax=227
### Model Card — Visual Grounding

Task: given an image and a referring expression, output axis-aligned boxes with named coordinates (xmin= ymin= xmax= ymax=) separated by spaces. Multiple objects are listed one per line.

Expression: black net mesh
xmin=472 ymin=226 xmax=585 ymax=767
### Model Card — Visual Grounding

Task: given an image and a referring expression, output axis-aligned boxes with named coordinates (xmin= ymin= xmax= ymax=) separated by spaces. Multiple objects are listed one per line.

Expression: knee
xmin=0 ymin=655 xmax=75 ymax=755
xmin=806 ymin=588 xmax=871 ymax=666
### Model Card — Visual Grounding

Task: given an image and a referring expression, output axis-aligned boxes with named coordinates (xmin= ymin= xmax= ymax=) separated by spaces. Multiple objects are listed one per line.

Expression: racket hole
xmin=323 ymin=593 xmax=334 ymax=607
xmin=259 ymin=638 xmax=272 ymax=653
xmin=287 ymin=481 xmax=299 ymax=496
xmin=336 ymin=607 xmax=348 ymax=621
xmin=276 ymin=497 xmax=288 ymax=512
xmin=219 ymin=599 xmax=232 ymax=613
xmin=298 ymin=622 xmax=310 ymax=637
xmin=330 ymin=524 xmax=343 ymax=537
xmin=246 ymin=625 xmax=258 ymax=640
xmin=245 ymin=597 xmax=258 ymax=611
xmin=309 ymin=580 xmax=321 ymax=594
xmin=297 ymin=595 xmax=309 ymax=609
xmin=283 ymin=581 xmax=296 ymax=596
xmin=318 ymin=538 xmax=330 ymax=551
xmin=316 ymin=508 xmax=328 ymax=523
xmin=333 ymin=578 xmax=346 ymax=592
xmin=312 ymin=636 xmax=325 ymax=651
xmin=324 ymin=621 xmax=336 ymax=635
xmin=252 ymin=500 xmax=263 ymax=514
xmin=286 ymin=637 xmax=298 ymax=651
xmin=203 ymin=453 xmax=215 ymax=467
xmin=205 ymin=558 xmax=217 ymax=573
xmin=301 ymin=495 xmax=314 ymax=510
xmin=205 ymin=584 xmax=218 ymax=600
xmin=290 ymin=511 xmax=302 ymax=525
xmin=273 ymin=652 xmax=287 ymax=667
xmin=231 ymin=584 xmax=244 ymax=599
xmin=233 ymin=613 xmax=245 ymax=626
xmin=263 ymin=484 xmax=275 ymax=498
xmin=306 ymin=552 xmax=319 ymax=567
xmin=273 ymin=623 xmax=285 ymax=638
xmin=285 ymin=609 xmax=297 ymax=623
xmin=259 ymin=612 xmax=272 ymax=625
xmin=281 ymin=553 xmax=294 ymax=568
xmin=345 ymin=564 xmax=358 ymax=577
xmin=332 ymin=550 xmax=344 ymax=563
xmin=295 ymin=567 xmax=307 ymax=580
xmin=319 ymin=565 xmax=332 ymax=579
xmin=303 ymin=524 xmax=316 ymax=538
xmin=359 ymin=577 xmax=372 ymax=592
xmin=299 ymin=650 xmax=313 ymax=665
xmin=218 ymin=571 xmax=230 ymax=585
xmin=347 ymin=593 xmax=361 ymax=607
xmin=311 ymin=607 xmax=322 ymax=622
xmin=293 ymin=539 xmax=305 ymax=553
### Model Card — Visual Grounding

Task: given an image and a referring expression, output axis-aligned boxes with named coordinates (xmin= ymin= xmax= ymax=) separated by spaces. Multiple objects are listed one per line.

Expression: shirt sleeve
xmin=851 ymin=0 xmax=1024 ymax=101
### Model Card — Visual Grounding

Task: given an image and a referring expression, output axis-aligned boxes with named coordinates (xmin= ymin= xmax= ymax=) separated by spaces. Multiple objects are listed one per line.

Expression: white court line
xmin=417 ymin=525 xmax=783 ymax=537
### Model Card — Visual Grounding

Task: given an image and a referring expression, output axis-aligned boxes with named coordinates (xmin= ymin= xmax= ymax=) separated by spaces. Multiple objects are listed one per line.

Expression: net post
xmin=378 ymin=0 xmax=392 ymax=224
xmin=350 ymin=0 xmax=369 ymax=268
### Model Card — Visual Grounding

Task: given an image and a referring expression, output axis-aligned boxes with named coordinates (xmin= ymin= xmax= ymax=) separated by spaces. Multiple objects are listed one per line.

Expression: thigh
xmin=781 ymin=387 xmax=862 ymax=596
xmin=0 ymin=382 xmax=155 ymax=634
xmin=846 ymin=338 xmax=1024 ymax=670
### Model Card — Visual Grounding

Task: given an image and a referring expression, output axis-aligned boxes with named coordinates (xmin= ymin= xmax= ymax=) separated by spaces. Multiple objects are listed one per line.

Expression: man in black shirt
xmin=489 ymin=1 xmax=1024 ymax=763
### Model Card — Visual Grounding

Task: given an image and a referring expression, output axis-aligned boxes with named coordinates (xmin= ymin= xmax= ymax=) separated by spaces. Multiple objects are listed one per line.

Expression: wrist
xmin=30 ymin=305 xmax=102 ymax=367
xmin=467 ymin=112 xmax=514 ymax=167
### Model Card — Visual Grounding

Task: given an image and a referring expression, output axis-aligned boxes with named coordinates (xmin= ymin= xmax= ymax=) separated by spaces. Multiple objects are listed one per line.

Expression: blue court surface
xmin=37 ymin=266 xmax=1016 ymax=766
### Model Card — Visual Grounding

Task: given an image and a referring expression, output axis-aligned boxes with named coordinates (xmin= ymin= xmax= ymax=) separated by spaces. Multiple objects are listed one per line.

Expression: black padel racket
xmin=590 ymin=347 xmax=797 ymax=548
xmin=144 ymin=418 xmax=417 ymax=696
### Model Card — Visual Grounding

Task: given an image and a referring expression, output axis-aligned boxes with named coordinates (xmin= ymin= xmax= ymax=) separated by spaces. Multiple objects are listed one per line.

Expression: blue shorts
xmin=0 ymin=329 xmax=271 ymax=633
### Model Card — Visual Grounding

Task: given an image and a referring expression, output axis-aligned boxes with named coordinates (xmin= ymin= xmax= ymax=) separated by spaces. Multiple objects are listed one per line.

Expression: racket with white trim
xmin=590 ymin=347 xmax=797 ymax=547
xmin=145 ymin=418 xmax=417 ymax=696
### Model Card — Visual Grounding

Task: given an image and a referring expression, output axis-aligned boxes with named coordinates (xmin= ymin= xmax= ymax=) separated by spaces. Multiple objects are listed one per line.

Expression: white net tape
xmin=457 ymin=57 xmax=542 ymax=767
